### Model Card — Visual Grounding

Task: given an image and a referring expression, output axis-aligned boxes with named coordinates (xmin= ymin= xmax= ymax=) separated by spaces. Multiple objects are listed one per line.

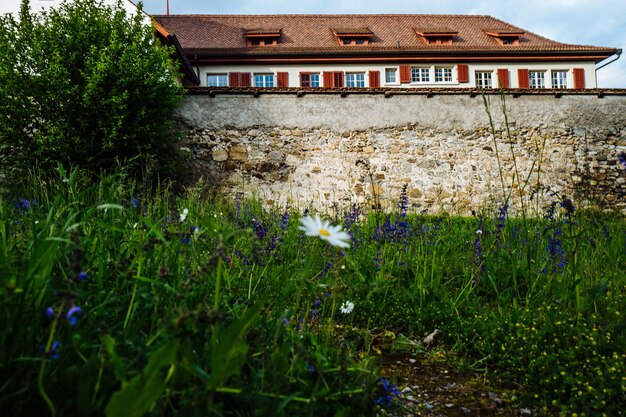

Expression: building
xmin=152 ymin=14 xmax=620 ymax=90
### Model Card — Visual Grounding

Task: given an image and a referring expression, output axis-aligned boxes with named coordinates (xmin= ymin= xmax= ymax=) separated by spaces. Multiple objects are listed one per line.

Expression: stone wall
xmin=177 ymin=92 xmax=626 ymax=214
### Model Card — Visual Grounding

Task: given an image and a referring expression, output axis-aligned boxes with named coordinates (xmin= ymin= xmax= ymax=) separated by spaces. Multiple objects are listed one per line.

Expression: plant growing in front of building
xmin=0 ymin=0 xmax=185 ymax=181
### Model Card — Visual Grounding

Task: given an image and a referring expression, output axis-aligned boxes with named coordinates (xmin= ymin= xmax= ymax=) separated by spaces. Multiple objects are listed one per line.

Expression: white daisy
xmin=340 ymin=301 xmax=354 ymax=314
xmin=299 ymin=215 xmax=350 ymax=248
xmin=180 ymin=208 xmax=189 ymax=222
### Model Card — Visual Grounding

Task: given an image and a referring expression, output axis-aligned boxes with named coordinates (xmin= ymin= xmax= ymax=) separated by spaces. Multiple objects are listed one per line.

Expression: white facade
xmin=197 ymin=61 xmax=598 ymax=89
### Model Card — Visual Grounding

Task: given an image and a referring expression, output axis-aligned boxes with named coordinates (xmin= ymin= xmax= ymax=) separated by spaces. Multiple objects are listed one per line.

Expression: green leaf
xmin=105 ymin=339 xmax=179 ymax=417
xmin=208 ymin=304 xmax=261 ymax=390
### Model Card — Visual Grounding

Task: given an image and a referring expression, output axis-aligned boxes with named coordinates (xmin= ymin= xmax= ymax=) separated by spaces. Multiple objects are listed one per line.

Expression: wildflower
xmin=181 ymin=237 xmax=191 ymax=244
xmin=299 ymin=215 xmax=350 ymax=248
xmin=340 ymin=300 xmax=354 ymax=314
xmin=375 ymin=378 xmax=401 ymax=408
xmin=76 ymin=271 xmax=88 ymax=282
xmin=282 ymin=318 xmax=290 ymax=326
xmin=45 ymin=307 xmax=56 ymax=318
xmin=191 ymin=226 xmax=200 ymax=234
xmin=131 ymin=197 xmax=139 ymax=209
xmin=66 ymin=306 xmax=83 ymax=326
xmin=39 ymin=341 xmax=60 ymax=360
xmin=179 ymin=208 xmax=189 ymax=222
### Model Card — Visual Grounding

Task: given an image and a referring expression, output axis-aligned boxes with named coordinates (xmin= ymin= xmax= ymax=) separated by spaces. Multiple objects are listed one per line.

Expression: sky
xmin=2 ymin=0 xmax=625 ymax=87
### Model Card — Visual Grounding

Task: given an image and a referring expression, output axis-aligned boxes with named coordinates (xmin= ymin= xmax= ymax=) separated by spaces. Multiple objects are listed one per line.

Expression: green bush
xmin=0 ymin=0 xmax=185 ymax=180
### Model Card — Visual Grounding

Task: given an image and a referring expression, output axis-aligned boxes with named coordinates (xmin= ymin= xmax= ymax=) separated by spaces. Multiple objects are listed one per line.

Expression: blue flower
xmin=131 ymin=197 xmax=139 ymax=209
xmin=39 ymin=341 xmax=60 ymax=360
xmin=45 ymin=307 xmax=55 ymax=318
xmin=375 ymin=378 xmax=401 ymax=408
xmin=76 ymin=271 xmax=88 ymax=281
xmin=181 ymin=237 xmax=191 ymax=244
xmin=66 ymin=306 xmax=83 ymax=326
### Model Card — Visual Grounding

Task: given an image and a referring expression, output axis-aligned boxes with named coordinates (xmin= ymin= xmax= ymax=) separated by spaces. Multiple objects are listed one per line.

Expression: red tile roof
xmin=152 ymin=14 xmax=617 ymax=58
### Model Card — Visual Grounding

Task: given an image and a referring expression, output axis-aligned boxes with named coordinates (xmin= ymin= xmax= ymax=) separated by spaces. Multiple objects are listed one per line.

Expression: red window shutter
xmin=368 ymin=70 xmax=380 ymax=88
xmin=518 ymin=69 xmax=530 ymax=89
xmin=333 ymin=71 xmax=344 ymax=88
xmin=399 ymin=65 xmax=411 ymax=83
xmin=277 ymin=72 xmax=289 ymax=87
xmin=323 ymin=72 xmax=333 ymax=88
xmin=573 ymin=68 xmax=585 ymax=89
xmin=300 ymin=72 xmax=310 ymax=87
xmin=228 ymin=72 xmax=241 ymax=87
xmin=497 ymin=69 xmax=509 ymax=89
xmin=457 ymin=64 xmax=469 ymax=83
xmin=241 ymin=72 xmax=251 ymax=87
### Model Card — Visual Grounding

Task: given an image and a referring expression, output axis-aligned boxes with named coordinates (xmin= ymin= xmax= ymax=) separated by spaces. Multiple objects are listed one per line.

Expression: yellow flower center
xmin=319 ymin=228 xmax=331 ymax=237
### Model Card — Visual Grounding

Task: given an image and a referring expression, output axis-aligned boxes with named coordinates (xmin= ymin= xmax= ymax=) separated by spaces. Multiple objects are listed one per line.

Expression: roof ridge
xmin=153 ymin=13 xmax=495 ymax=18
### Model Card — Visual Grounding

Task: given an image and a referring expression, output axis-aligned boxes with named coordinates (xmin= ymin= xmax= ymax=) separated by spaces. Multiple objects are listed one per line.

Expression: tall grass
xmin=0 ymin=163 xmax=624 ymax=416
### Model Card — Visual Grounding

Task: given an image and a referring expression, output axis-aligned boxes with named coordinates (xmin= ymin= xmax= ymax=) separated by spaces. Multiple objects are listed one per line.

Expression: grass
xmin=0 ymin=166 xmax=624 ymax=417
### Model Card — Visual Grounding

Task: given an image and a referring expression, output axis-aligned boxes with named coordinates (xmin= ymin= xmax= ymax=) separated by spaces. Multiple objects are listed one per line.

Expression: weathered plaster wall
xmin=176 ymin=93 xmax=626 ymax=214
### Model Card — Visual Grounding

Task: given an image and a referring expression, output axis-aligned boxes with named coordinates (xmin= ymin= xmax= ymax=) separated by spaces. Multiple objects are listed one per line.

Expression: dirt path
xmin=379 ymin=353 xmax=534 ymax=417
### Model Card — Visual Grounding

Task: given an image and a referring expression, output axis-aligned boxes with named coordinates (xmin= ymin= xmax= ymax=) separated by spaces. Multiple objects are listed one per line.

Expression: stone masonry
xmin=177 ymin=92 xmax=626 ymax=214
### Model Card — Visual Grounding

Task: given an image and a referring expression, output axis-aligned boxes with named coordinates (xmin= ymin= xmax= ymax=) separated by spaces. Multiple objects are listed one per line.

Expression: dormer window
xmin=244 ymin=29 xmax=281 ymax=46
xmin=332 ymin=28 xmax=374 ymax=46
xmin=414 ymin=28 xmax=458 ymax=45
xmin=484 ymin=29 xmax=524 ymax=46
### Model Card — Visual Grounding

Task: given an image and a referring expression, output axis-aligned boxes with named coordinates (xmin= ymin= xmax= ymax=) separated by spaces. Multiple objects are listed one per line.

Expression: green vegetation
xmin=1 ymin=167 xmax=624 ymax=416
xmin=0 ymin=0 xmax=185 ymax=180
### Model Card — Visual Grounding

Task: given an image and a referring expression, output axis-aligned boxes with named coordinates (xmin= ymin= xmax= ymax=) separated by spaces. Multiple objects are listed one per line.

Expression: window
xmin=434 ymin=67 xmax=452 ymax=82
xmin=551 ymin=70 xmax=567 ymax=89
xmin=475 ymin=71 xmax=493 ymax=89
xmin=346 ymin=72 xmax=365 ymax=87
xmin=411 ymin=67 xmax=430 ymax=83
xmin=385 ymin=68 xmax=397 ymax=84
xmin=207 ymin=74 xmax=228 ymax=87
xmin=529 ymin=71 xmax=546 ymax=89
xmin=301 ymin=73 xmax=320 ymax=87
xmin=254 ymin=74 xmax=275 ymax=87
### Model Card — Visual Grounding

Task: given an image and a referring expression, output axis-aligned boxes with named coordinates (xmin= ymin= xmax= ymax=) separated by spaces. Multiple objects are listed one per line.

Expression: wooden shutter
xmin=497 ymin=69 xmax=509 ymax=89
xmin=333 ymin=71 xmax=344 ymax=88
xmin=241 ymin=72 xmax=251 ymax=87
xmin=323 ymin=72 xmax=333 ymax=88
xmin=457 ymin=64 xmax=469 ymax=83
xmin=299 ymin=72 xmax=310 ymax=87
xmin=573 ymin=68 xmax=585 ymax=89
xmin=368 ymin=70 xmax=380 ymax=88
xmin=399 ymin=65 xmax=411 ymax=83
xmin=228 ymin=72 xmax=241 ymax=87
xmin=518 ymin=69 xmax=529 ymax=89
xmin=277 ymin=72 xmax=289 ymax=87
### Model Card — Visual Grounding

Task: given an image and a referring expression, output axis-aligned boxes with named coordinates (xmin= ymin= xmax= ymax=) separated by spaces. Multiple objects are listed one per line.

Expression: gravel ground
xmin=378 ymin=354 xmax=534 ymax=417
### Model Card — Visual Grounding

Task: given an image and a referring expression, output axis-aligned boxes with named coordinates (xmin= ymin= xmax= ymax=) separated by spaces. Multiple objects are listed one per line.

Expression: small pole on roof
xmin=166 ymin=0 xmax=169 ymax=15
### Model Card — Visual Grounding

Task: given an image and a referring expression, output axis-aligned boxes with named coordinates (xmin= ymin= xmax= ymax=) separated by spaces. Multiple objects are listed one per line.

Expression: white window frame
xmin=551 ymin=70 xmax=567 ymax=89
xmin=529 ymin=71 xmax=546 ymax=89
xmin=411 ymin=67 xmax=430 ymax=83
xmin=346 ymin=72 xmax=365 ymax=88
xmin=207 ymin=73 xmax=228 ymax=87
xmin=475 ymin=71 xmax=493 ymax=89
xmin=254 ymin=73 xmax=275 ymax=88
xmin=385 ymin=68 xmax=398 ymax=84
xmin=434 ymin=67 xmax=453 ymax=83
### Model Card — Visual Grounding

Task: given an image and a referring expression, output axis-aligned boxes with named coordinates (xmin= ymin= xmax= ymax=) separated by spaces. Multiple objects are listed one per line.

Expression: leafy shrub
xmin=0 ymin=0 xmax=185 ymax=180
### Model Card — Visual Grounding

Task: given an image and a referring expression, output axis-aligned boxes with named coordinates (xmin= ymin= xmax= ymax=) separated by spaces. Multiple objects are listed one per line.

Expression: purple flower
xmin=131 ymin=197 xmax=139 ymax=209
xmin=181 ymin=237 xmax=191 ymax=244
xmin=66 ymin=306 xmax=83 ymax=326
xmin=375 ymin=378 xmax=401 ymax=408
xmin=282 ymin=318 xmax=290 ymax=326
xmin=45 ymin=307 xmax=55 ymax=318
